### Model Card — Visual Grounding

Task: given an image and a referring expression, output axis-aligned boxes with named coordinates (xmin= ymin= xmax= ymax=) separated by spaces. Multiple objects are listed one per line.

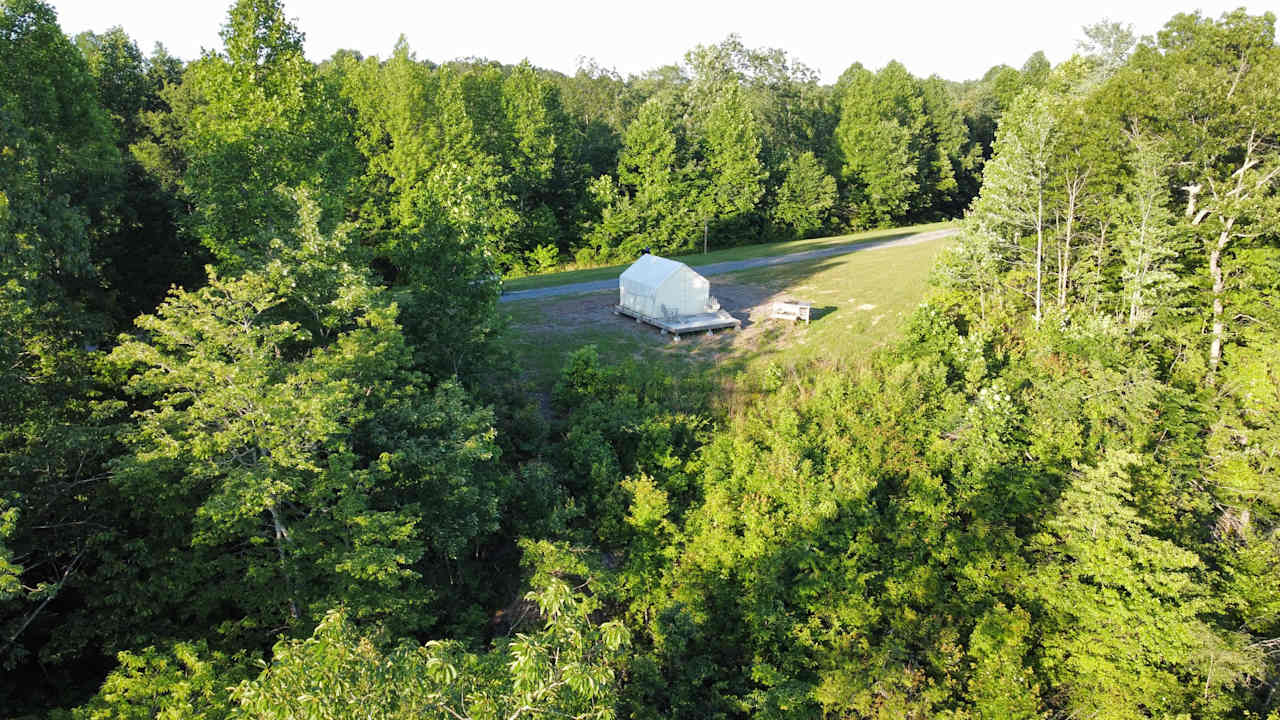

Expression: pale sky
xmin=49 ymin=0 xmax=1274 ymax=83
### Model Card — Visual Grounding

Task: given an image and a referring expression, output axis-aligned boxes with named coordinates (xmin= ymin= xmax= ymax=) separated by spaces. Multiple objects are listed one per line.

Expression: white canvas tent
xmin=618 ymin=255 xmax=715 ymax=319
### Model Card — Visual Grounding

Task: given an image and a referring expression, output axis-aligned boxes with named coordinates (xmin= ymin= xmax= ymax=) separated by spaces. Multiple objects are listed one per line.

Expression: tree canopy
xmin=4 ymin=2 xmax=1280 ymax=718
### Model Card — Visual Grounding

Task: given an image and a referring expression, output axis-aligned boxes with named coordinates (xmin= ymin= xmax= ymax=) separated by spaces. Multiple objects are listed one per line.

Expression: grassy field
xmin=500 ymin=230 xmax=954 ymax=396
xmin=502 ymin=221 xmax=953 ymax=292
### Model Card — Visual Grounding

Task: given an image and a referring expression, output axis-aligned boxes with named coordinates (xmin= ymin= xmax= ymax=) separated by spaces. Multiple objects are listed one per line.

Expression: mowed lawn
xmin=500 ymin=230 xmax=954 ymax=392
xmin=502 ymin=221 xmax=953 ymax=292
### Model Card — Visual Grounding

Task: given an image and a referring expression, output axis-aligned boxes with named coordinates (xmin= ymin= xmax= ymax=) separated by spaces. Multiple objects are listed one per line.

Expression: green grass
xmin=501 ymin=221 xmax=954 ymax=292
xmin=722 ymin=233 xmax=945 ymax=371
xmin=500 ymin=230 xmax=954 ymax=394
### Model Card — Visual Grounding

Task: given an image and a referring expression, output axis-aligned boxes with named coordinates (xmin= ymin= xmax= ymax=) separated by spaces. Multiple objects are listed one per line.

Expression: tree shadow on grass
xmin=809 ymin=305 xmax=839 ymax=321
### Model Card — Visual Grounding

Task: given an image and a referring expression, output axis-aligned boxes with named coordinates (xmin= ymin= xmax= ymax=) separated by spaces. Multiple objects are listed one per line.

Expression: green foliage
xmin=555 ymin=59 xmax=638 ymax=182
xmin=963 ymin=85 xmax=1056 ymax=324
xmin=551 ymin=346 xmax=709 ymax=549
xmin=336 ymin=50 xmax=588 ymax=277
xmin=74 ymin=27 xmax=151 ymax=143
xmin=340 ymin=48 xmax=509 ymax=260
xmin=1029 ymin=450 xmax=1243 ymax=717
xmin=72 ymin=642 xmax=253 ymax=720
xmin=236 ymin=567 xmax=630 ymax=720
xmin=0 ymin=496 xmax=19 ymax=603
xmin=584 ymin=96 xmax=694 ymax=259
xmin=0 ymin=5 xmax=137 ymax=707
xmin=164 ymin=0 xmax=358 ymax=268
xmin=1078 ymin=20 xmax=1138 ymax=78
xmin=0 ymin=0 xmax=120 ymax=315
xmin=7 ymin=4 xmax=1280 ymax=719
xmin=965 ymin=604 xmax=1040 ymax=719
xmin=75 ymin=26 xmax=208 ymax=324
xmin=931 ymin=10 xmax=1280 ymax=716
xmin=835 ymin=61 xmax=969 ymax=227
xmin=1116 ymin=134 xmax=1185 ymax=330
xmin=1127 ymin=10 xmax=1280 ymax=378
xmin=106 ymin=200 xmax=503 ymax=637
xmin=497 ymin=63 xmax=583 ymax=257
xmin=333 ymin=49 xmax=541 ymax=376
xmin=695 ymin=84 xmax=766 ymax=245
xmin=583 ymin=49 xmax=775 ymax=261
xmin=772 ymin=151 xmax=837 ymax=237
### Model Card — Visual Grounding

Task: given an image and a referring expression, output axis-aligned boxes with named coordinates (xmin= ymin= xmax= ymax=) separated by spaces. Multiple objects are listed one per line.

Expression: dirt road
xmin=499 ymin=227 xmax=958 ymax=303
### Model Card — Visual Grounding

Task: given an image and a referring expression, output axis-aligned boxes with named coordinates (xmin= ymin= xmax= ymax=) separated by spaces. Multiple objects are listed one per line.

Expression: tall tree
xmin=835 ymin=61 xmax=962 ymax=227
xmin=164 ymin=0 xmax=358 ymax=268
xmin=556 ymin=58 xmax=639 ymax=181
xmin=965 ymin=86 xmax=1057 ymax=326
xmin=106 ymin=195 xmax=504 ymax=639
xmin=497 ymin=62 xmax=589 ymax=267
xmin=1116 ymin=133 xmax=1182 ymax=329
xmin=919 ymin=74 xmax=979 ymax=217
xmin=1077 ymin=20 xmax=1138 ymax=79
xmin=0 ymin=2 xmax=127 ymax=707
xmin=337 ymin=45 xmax=506 ymax=375
xmin=692 ymin=84 xmax=765 ymax=252
xmin=75 ymin=26 xmax=206 ymax=321
xmin=1029 ymin=450 xmax=1252 ymax=718
xmin=0 ymin=0 xmax=120 ymax=318
xmin=584 ymin=96 xmax=694 ymax=259
xmin=74 ymin=27 xmax=150 ymax=143
xmin=1042 ymin=59 xmax=1126 ymax=311
xmin=1121 ymin=9 xmax=1280 ymax=379
xmin=772 ymin=151 xmax=837 ymax=238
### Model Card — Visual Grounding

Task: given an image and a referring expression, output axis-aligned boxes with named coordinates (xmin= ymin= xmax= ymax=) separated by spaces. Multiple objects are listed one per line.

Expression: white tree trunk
xmin=269 ymin=503 xmax=300 ymax=620
xmin=1059 ymin=173 xmax=1086 ymax=308
xmin=1034 ymin=193 xmax=1044 ymax=326
xmin=1208 ymin=217 xmax=1234 ymax=375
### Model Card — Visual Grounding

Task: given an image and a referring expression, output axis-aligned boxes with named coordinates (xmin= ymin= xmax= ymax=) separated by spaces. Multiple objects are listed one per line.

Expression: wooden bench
xmin=770 ymin=300 xmax=812 ymax=324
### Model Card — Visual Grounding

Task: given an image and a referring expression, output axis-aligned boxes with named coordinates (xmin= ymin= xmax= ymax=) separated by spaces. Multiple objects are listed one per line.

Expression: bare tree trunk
xmin=1198 ymin=130 xmax=1262 ymax=380
xmin=1208 ymin=217 xmax=1234 ymax=375
xmin=1059 ymin=201 xmax=1073 ymax=308
xmin=1128 ymin=192 xmax=1151 ymax=329
xmin=1034 ymin=193 xmax=1044 ymax=327
xmin=1059 ymin=173 xmax=1085 ymax=308
xmin=1091 ymin=223 xmax=1107 ymax=315
xmin=1183 ymin=184 xmax=1201 ymax=218
xmin=269 ymin=503 xmax=300 ymax=620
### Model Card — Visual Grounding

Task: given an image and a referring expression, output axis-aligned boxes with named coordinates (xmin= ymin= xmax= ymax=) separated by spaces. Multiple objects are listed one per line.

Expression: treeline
xmin=7 ymin=0 xmax=1054 ymax=284
xmin=4 ymin=0 xmax=1279 ymax=717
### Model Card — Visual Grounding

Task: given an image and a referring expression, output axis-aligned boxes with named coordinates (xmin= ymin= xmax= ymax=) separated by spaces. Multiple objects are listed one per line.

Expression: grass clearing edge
xmin=502 ymin=221 xmax=954 ymax=293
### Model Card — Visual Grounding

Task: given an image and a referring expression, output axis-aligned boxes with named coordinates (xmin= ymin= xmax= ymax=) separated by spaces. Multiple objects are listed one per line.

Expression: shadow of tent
xmin=732 ymin=308 xmax=756 ymax=329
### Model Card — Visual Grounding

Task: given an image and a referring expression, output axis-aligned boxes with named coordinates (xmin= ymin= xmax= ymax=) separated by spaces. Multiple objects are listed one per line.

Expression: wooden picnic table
xmin=770 ymin=299 xmax=812 ymax=324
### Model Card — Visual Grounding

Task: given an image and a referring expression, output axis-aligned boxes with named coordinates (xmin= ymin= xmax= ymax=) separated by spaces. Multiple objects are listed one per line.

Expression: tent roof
xmin=619 ymin=254 xmax=691 ymax=293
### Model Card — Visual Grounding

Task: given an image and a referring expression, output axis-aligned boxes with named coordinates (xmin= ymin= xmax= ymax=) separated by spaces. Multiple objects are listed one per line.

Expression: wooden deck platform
xmin=614 ymin=305 xmax=741 ymax=340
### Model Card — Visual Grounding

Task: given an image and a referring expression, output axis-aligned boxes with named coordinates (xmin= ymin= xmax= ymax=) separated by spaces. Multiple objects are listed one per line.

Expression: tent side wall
xmin=656 ymin=268 xmax=709 ymax=317
xmin=620 ymin=283 xmax=659 ymax=318
xmin=620 ymin=271 xmax=660 ymax=318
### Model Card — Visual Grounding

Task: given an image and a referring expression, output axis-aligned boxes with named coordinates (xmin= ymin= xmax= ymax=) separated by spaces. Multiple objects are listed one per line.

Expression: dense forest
xmin=1 ymin=0 xmax=1278 ymax=717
